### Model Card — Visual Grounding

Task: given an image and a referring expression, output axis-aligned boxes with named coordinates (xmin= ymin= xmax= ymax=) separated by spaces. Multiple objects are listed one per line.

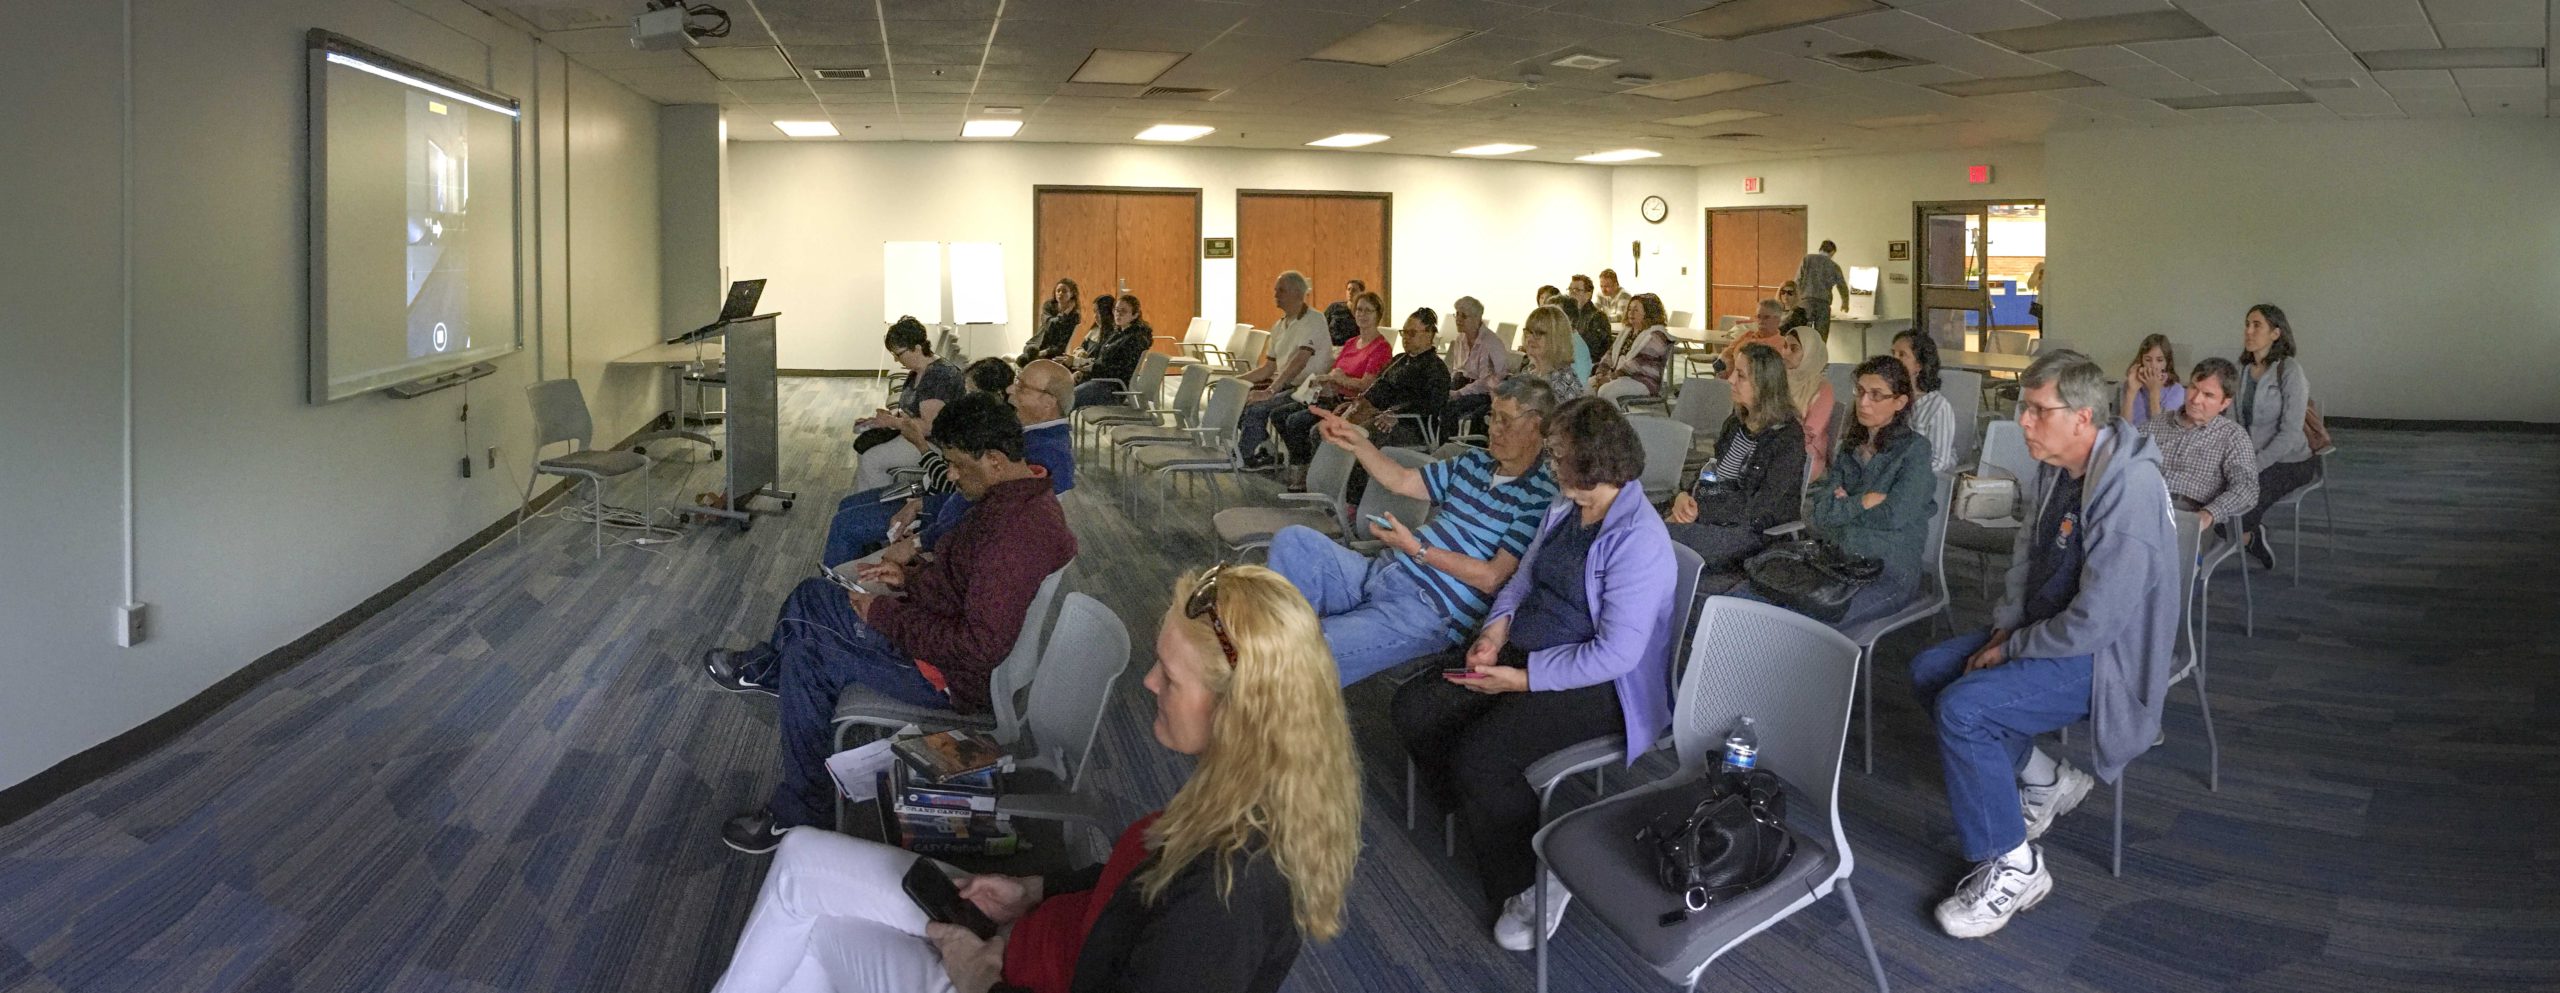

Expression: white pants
xmin=711 ymin=829 xmax=957 ymax=993
xmin=852 ymin=438 xmax=926 ymax=495
xmin=1596 ymin=377 xmax=1655 ymax=402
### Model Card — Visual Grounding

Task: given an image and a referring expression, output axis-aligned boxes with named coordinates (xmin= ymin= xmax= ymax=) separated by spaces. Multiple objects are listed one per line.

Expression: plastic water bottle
xmin=1722 ymin=716 xmax=1759 ymax=772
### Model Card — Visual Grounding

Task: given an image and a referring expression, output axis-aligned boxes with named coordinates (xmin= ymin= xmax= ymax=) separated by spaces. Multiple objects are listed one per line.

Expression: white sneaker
xmin=1934 ymin=848 xmax=2052 ymax=939
xmin=2019 ymin=761 xmax=2094 ymax=842
xmin=1491 ymin=877 xmax=1572 ymax=952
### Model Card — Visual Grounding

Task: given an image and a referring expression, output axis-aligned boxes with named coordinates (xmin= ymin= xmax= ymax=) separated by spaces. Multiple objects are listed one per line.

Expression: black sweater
xmin=993 ymin=848 xmax=1301 ymax=993
xmin=1023 ymin=309 xmax=1080 ymax=362
xmin=1364 ymin=348 xmax=1450 ymax=417
xmin=1083 ymin=321 xmax=1155 ymax=386
xmin=1695 ymin=415 xmax=1807 ymax=532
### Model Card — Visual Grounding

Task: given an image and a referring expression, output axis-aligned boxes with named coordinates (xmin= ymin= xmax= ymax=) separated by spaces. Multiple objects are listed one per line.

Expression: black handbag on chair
xmin=1636 ymin=763 xmax=1797 ymax=926
xmin=1743 ymin=539 xmax=1882 ymax=623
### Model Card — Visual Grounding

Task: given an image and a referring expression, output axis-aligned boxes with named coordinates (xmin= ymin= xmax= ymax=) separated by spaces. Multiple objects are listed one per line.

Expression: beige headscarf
xmin=1784 ymin=326 xmax=1826 ymax=413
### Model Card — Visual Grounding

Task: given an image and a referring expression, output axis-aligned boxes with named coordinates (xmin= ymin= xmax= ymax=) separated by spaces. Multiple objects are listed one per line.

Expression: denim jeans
xmin=824 ymin=488 xmax=903 ymax=568
xmin=1909 ymin=628 xmax=2093 ymax=862
xmin=1072 ymin=379 xmax=1125 ymax=411
xmin=1264 ymin=525 xmax=1458 ymax=685
xmin=1236 ymin=395 xmax=1297 ymax=461
xmin=734 ymin=577 xmax=949 ymax=829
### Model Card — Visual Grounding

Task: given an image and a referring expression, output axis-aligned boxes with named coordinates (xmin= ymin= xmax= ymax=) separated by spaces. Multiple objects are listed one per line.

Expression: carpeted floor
xmin=0 ymin=376 xmax=2553 ymax=993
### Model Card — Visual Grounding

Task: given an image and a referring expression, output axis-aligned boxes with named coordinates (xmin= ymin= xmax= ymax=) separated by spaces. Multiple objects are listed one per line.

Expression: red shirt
xmin=1001 ymin=814 xmax=1161 ymax=993
xmin=1333 ymin=334 xmax=1392 ymax=381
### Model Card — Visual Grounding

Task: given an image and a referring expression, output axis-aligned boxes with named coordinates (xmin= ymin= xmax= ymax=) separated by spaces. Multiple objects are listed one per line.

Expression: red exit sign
xmin=1742 ymin=176 xmax=1763 ymax=194
xmin=1967 ymin=164 xmax=1993 ymax=184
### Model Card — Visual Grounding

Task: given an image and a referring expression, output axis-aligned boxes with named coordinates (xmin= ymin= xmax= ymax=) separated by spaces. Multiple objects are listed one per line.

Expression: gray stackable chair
xmin=2060 ymin=509 xmax=2210 ymax=876
xmin=1125 ymin=377 xmax=1250 ymax=515
xmin=987 ymin=593 xmax=1133 ymax=862
xmin=1222 ymin=328 xmax=1268 ymax=374
xmin=1947 ymin=419 xmax=2036 ymax=595
xmin=2269 ymin=446 xmax=2336 ymax=586
xmin=1342 ymin=446 xmax=1435 ymax=553
xmin=1670 ymin=377 xmax=1730 ymax=460
xmin=1833 ymin=472 xmax=1958 ymax=773
xmin=2195 ymin=516 xmax=2253 ymax=647
xmin=1074 ymin=352 xmax=1172 ymax=448
xmin=1938 ymin=369 xmax=1984 ymax=466
xmin=1628 ymin=413 xmax=1695 ymax=507
xmin=830 ymin=566 xmax=1069 ymax=751
xmin=1531 ymin=598 xmax=1886 ymax=993
xmin=1103 ymin=364 xmax=1214 ymax=474
xmin=1213 ymin=440 xmax=1357 ymax=556
xmin=520 ymin=379 xmax=651 ymax=558
xmin=1824 ymin=362 xmax=1858 ymax=405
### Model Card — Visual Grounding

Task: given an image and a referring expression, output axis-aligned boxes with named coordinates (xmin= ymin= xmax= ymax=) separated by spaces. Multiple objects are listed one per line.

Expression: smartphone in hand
xmin=902 ymin=860 xmax=999 ymax=940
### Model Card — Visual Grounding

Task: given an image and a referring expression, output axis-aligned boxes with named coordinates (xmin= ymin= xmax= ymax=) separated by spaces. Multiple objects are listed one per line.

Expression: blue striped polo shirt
xmin=1393 ymin=449 xmax=1560 ymax=641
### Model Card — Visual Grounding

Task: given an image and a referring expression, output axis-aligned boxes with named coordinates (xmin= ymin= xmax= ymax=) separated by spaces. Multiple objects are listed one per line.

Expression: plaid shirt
xmin=2139 ymin=412 xmax=2259 ymax=525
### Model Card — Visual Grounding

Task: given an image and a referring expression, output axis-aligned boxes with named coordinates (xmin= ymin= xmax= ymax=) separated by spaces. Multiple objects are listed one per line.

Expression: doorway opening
xmin=1912 ymin=200 xmax=2044 ymax=354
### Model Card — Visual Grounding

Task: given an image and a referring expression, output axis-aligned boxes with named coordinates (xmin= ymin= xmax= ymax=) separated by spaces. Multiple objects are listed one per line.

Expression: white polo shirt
xmin=1264 ymin=305 xmax=1334 ymax=387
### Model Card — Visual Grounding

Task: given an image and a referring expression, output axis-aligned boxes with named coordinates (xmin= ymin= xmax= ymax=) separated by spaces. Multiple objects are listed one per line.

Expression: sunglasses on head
xmin=1184 ymin=564 xmax=1240 ymax=664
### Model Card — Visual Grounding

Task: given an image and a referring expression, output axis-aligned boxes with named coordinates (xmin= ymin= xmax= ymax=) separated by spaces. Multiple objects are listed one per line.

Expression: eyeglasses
xmin=1855 ymin=388 xmax=1900 ymax=403
xmin=1184 ymin=564 xmax=1239 ymax=664
xmin=2016 ymin=401 xmax=2077 ymax=421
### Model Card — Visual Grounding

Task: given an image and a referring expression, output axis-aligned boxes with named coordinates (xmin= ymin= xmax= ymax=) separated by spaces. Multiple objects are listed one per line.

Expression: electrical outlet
xmin=487 ymin=446 xmax=500 ymax=469
xmin=117 ymin=602 xmax=148 ymax=647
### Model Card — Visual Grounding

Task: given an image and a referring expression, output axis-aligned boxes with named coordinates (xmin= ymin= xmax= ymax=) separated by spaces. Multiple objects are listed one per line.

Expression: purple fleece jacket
xmin=1485 ymin=481 xmax=1679 ymax=763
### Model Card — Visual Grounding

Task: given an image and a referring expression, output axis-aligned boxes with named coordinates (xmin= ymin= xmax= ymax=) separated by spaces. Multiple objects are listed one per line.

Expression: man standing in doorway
xmin=1796 ymin=240 xmax=1850 ymax=337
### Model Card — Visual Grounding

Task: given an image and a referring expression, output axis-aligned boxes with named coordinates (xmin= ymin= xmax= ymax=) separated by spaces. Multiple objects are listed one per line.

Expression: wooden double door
xmin=1234 ymin=191 xmax=1389 ymax=329
xmin=1706 ymin=207 xmax=1807 ymax=322
xmin=1034 ymin=187 xmax=1200 ymax=354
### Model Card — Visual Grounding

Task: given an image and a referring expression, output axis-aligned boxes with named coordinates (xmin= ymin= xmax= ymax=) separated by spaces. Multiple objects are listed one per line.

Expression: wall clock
xmin=1640 ymin=195 xmax=1668 ymax=224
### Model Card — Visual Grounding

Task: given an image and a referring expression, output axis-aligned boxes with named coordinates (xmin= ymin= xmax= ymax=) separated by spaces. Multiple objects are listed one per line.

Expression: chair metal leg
xmin=1838 ymin=877 xmax=1891 ymax=993
xmin=1534 ymin=868 xmax=1552 ymax=993
xmin=2290 ymin=500 xmax=2303 ymax=587
xmin=2193 ymin=650 xmax=2219 ymax=792
xmin=1404 ymin=756 xmax=1417 ymax=830
xmin=1859 ymin=644 xmax=1875 ymax=774
xmin=2110 ymin=776 xmax=2124 ymax=877
xmin=1444 ymin=812 xmax=1456 ymax=858
xmin=588 ymin=480 xmax=605 ymax=558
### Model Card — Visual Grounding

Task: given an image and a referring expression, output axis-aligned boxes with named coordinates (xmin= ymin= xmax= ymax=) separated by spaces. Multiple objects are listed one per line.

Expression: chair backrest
xmin=2173 ymin=508 xmax=2202 ymax=670
xmin=1019 ymin=593 xmax=1132 ymax=790
xmin=1494 ymin=321 xmax=1518 ymax=350
xmin=1236 ymin=329 xmax=1269 ymax=366
xmin=986 ymin=567 xmax=1071 ymax=744
xmin=1938 ymin=369 xmax=1984 ymax=464
xmin=1920 ymin=471 xmax=1957 ymax=601
xmin=1628 ymin=412 xmax=1695 ymax=500
xmin=1823 ymin=362 xmax=1858 ymax=405
xmin=1195 ymin=376 xmax=1251 ymax=449
xmin=1830 ymin=397 xmax=1852 ymax=459
xmin=1128 ymin=351 xmax=1171 ymax=403
xmin=1987 ymin=330 xmax=2031 ymax=355
xmin=1182 ymin=316 xmax=1212 ymax=344
xmin=1354 ymin=445 xmax=1437 ymax=537
xmin=1670 ymin=598 xmax=1861 ymax=832
xmin=1978 ymin=419 xmax=2036 ymax=487
xmin=1663 ymin=544 xmax=1707 ymax=691
xmin=1669 ymin=310 xmax=1695 ymax=329
xmin=1303 ymin=440 xmax=1359 ymax=527
xmin=1219 ymin=321 xmax=1250 ymax=355
xmin=525 ymin=379 xmax=596 ymax=452
xmin=1672 ymin=376 xmax=1732 ymax=441
xmin=1164 ymin=364 xmax=1212 ymax=425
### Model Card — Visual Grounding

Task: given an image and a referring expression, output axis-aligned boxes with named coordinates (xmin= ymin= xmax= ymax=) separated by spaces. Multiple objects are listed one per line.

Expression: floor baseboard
xmin=2328 ymin=416 xmax=2557 ymax=434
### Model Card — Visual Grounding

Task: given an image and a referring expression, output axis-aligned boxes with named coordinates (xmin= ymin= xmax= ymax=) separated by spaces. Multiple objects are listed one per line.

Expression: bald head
xmin=1011 ymin=359 xmax=1074 ymax=421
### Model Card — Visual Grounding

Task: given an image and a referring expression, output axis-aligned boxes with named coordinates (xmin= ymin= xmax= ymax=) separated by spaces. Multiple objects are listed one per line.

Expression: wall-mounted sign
xmin=1967 ymin=164 xmax=1992 ymax=184
xmin=1741 ymin=176 xmax=1764 ymax=194
xmin=1887 ymin=240 xmax=1910 ymax=261
xmin=1202 ymin=237 xmax=1235 ymax=259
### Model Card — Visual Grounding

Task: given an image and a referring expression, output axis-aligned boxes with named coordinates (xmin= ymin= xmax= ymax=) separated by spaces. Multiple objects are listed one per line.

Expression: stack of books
xmin=877 ymin=730 xmax=1020 ymax=856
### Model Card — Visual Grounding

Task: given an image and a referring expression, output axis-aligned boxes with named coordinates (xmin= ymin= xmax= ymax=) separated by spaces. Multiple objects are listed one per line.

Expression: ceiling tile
xmin=2204 ymin=74 xmax=2302 ymax=92
xmin=2419 ymin=0 xmax=2547 ymax=23
xmin=2229 ymin=30 xmax=2352 ymax=57
xmin=2331 ymin=22 xmax=2446 ymax=47
xmin=1824 ymin=9 xmax=1968 ymax=43
xmin=2302 ymin=0 xmax=2432 ymax=28
xmin=2431 ymin=22 xmax=2548 ymax=46
xmin=2451 ymin=66 xmax=2546 ymax=86
xmin=2251 ymin=99 xmax=2342 ymax=117
xmin=2257 ymin=50 xmax=2374 ymax=74
xmin=2188 ymin=1 xmax=2333 ymax=34
xmin=1897 ymin=0 xmax=2058 ymax=33
xmin=2032 ymin=0 xmax=2179 ymax=15
xmin=2127 ymin=35 xmax=2257 ymax=64
xmin=2369 ymin=67 xmax=2458 ymax=87
xmin=2030 ymin=44 xmax=2155 ymax=69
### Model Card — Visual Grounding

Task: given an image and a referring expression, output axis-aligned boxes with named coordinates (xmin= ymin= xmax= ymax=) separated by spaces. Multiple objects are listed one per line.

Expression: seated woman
xmin=2236 ymin=303 xmax=2314 ymax=569
xmin=1065 ymin=292 xmax=1117 ymax=374
xmin=2118 ymin=333 xmax=2185 ymax=427
xmin=1779 ymin=324 xmax=1839 ymax=479
xmin=1591 ymin=293 xmax=1672 ymax=404
xmin=1769 ymin=355 xmax=1939 ymax=628
xmin=1392 ymin=397 xmax=1678 ymax=952
xmin=1892 ymin=329 xmax=1959 ymax=473
xmin=1519 ymin=304 xmax=1587 ymax=404
xmin=1664 ymin=342 xmax=1806 ymax=587
xmin=1327 ymin=307 xmax=1449 ymax=456
xmin=709 ymin=565 xmax=1361 ymax=993
xmin=1071 ymin=295 xmax=1152 ymax=411
xmin=1272 ymin=294 xmax=1397 ymax=469
xmin=851 ymin=317 xmax=966 ymax=494
xmin=1017 ymin=279 xmax=1081 ymax=366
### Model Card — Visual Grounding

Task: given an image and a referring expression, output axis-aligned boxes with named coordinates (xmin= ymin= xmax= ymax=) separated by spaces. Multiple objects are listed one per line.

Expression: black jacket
xmin=1565 ymin=300 xmax=1613 ymax=364
xmin=1022 ymin=308 xmax=1080 ymax=362
xmin=1696 ymin=414 xmax=1807 ymax=532
xmin=1364 ymin=347 xmax=1450 ymax=417
xmin=1083 ymin=320 xmax=1155 ymax=386
xmin=993 ymin=847 xmax=1301 ymax=993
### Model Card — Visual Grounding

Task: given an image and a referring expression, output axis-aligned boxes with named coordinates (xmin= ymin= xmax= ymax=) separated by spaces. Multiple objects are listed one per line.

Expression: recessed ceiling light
xmin=772 ymin=120 xmax=839 ymax=138
xmin=1925 ymin=71 xmax=2102 ymax=97
xmin=2356 ymin=47 xmax=2544 ymax=70
xmin=1452 ymin=143 xmax=1536 ymax=156
xmin=1306 ymin=21 xmax=1474 ymax=67
xmin=1853 ymin=113 xmax=1961 ymax=128
xmin=2157 ymin=91 xmax=2315 ymax=110
xmin=1550 ymin=52 xmax=1621 ymax=70
xmin=809 ymin=67 xmax=871 ymax=81
xmin=1656 ymin=109 xmax=1773 ymax=127
xmin=1134 ymin=124 xmax=1214 ymax=142
xmin=1977 ymin=10 xmax=2215 ymax=55
xmin=1624 ymin=71 xmax=1778 ymax=101
xmin=1575 ymin=148 xmax=1662 ymax=163
xmin=1408 ymin=77 xmax=1526 ymax=106
xmin=1306 ymin=133 xmax=1390 ymax=148
xmin=1070 ymin=49 xmax=1188 ymax=85
xmin=961 ymin=119 xmax=1023 ymax=138
xmin=1656 ymin=0 xmax=1884 ymax=41
xmin=982 ymin=106 xmax=1022 ymax=115
xmin=691 ymin=46 xmax=798 ymax=81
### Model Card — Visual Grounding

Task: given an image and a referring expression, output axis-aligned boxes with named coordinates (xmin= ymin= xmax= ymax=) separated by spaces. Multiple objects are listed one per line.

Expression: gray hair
xmin=1275 ymin=270 xmax=1311 ymax=294
xmin=2020 ymin=348 xmax=2110 ymax=413
xmin=1757 ymin=297 xmax=1784 ymax=315
xmin=1493 ymin=374 xmax=1558 ymax=429
xmin=1453 ymin=295 xmax=1484 ymax=320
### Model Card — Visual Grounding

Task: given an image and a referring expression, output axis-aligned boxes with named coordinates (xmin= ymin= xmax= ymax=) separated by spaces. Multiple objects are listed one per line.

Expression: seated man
xmin=822 ymin=359 xmax=1076 ymax=566
xmin=703 ymin=393 xmax=1077 ymax=853
xmin=1910 ymin=350 xmax=2180 ymax=939
xmin=1264 ymin=377 xmax=1559 ymax=685
xmin=2138 ymin=356 xmax=2257 ymax=539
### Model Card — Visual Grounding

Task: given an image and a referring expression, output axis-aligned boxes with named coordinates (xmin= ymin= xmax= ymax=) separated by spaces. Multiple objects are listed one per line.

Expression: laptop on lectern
xmin=668 ymin=278 xmax=767 ymax=344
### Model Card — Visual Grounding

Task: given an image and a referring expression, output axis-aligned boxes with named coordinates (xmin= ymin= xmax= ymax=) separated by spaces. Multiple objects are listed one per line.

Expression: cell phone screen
xmin=902 ymin=860 xmax=999 ymax=940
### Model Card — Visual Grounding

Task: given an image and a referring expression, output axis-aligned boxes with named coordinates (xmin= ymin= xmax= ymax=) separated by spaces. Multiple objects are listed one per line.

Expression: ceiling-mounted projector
xmin=631 ymin=1 xmax=730 ymax=50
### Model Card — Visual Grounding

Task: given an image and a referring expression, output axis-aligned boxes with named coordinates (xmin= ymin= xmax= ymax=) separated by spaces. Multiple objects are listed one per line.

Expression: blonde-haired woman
xmin=709 ymin=565 xmax=1361 ymax=993
xmin=1520 ymin=303 xmax=1588 ymax=403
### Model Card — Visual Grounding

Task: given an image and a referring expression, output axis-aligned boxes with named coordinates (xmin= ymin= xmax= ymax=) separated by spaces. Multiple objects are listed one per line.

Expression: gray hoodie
xmin=1993 ymin=421 xmax=2180 ymax=783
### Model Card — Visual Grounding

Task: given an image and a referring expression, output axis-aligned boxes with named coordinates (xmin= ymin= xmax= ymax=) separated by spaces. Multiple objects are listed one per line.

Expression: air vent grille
xmin=811 ymin=67 xmax=871 ymax=80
